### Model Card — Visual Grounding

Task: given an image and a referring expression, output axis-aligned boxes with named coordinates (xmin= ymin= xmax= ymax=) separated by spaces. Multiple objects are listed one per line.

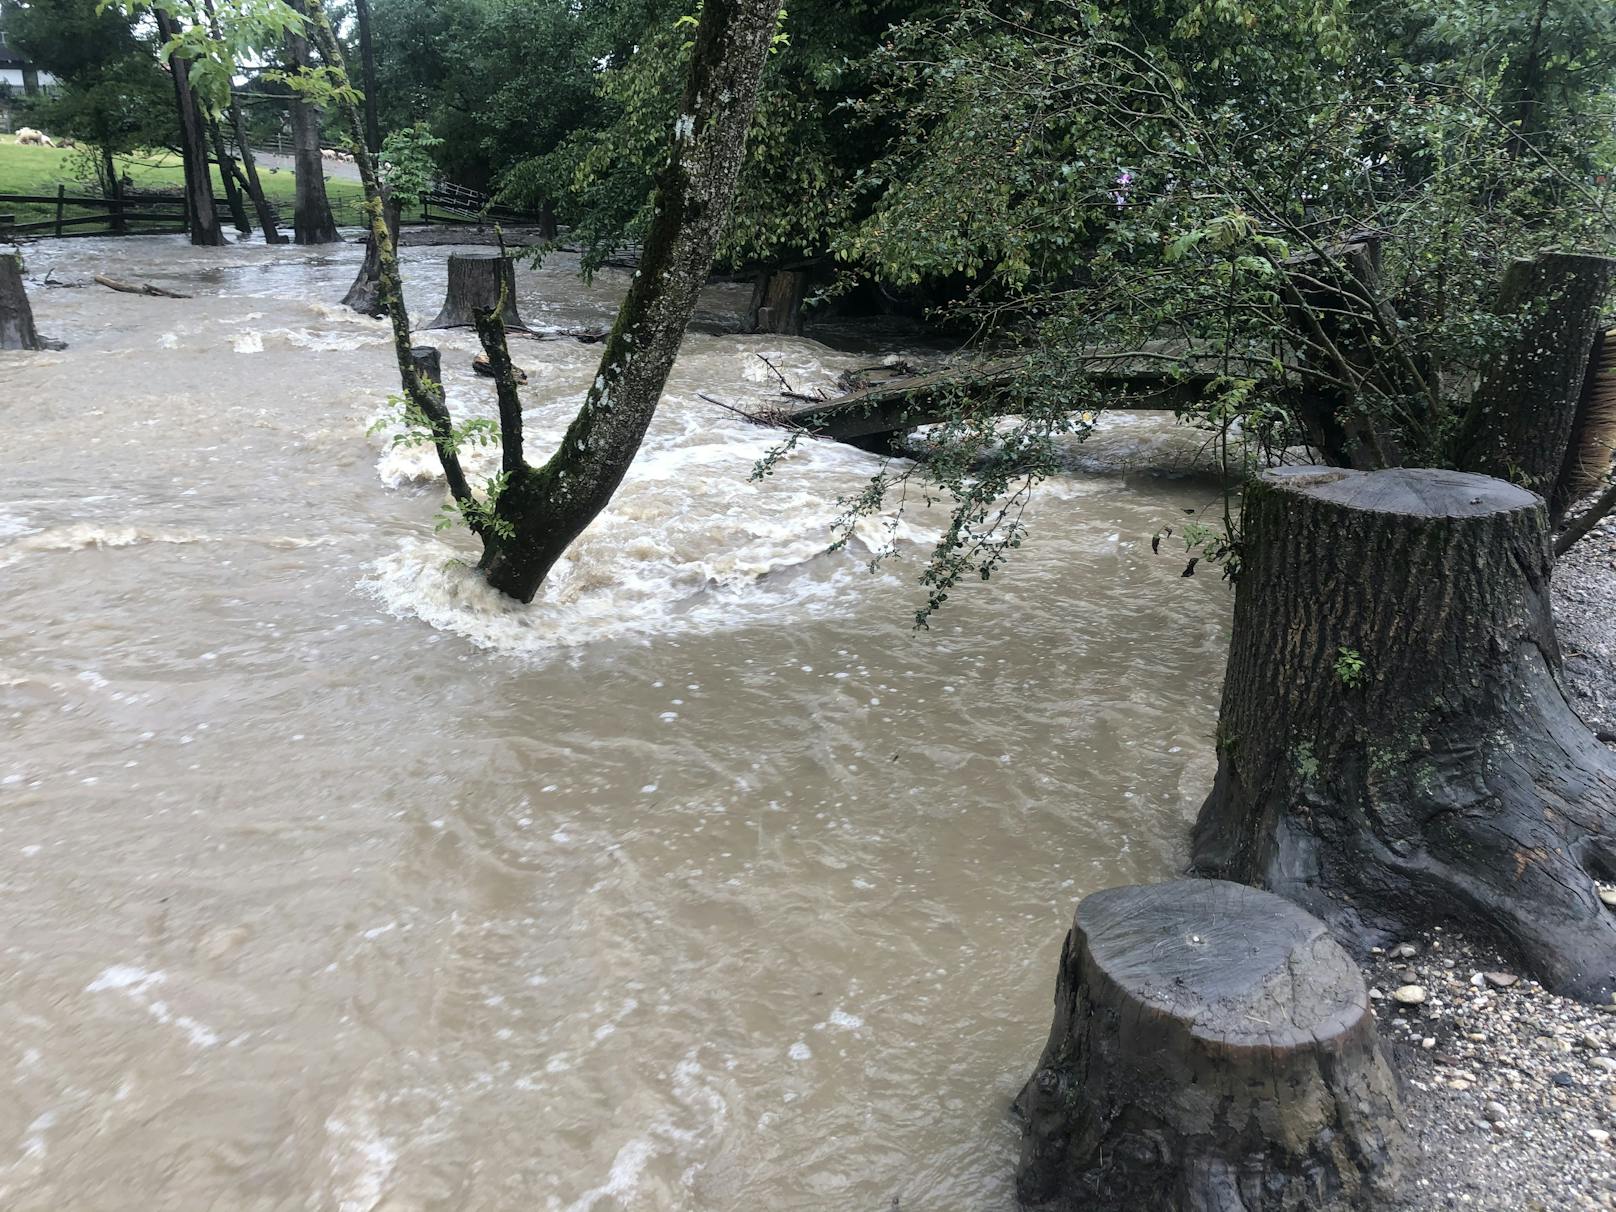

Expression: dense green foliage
xmin=8 ymin=0 xmax=175 ymax=190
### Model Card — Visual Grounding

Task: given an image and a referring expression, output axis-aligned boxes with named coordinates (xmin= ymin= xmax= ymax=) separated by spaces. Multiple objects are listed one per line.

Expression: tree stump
xmin=745 ymin=266 xmax=809 ymax=335
xmin=1017 ymin=880 xmax=1406 ymax=1212
xmin=1459 ymin=251 xmax=1615 ymax=500
xmin=426 ymin=253 xmax=526 ymax=330
xmin=1 ymin=254 xmax=45 ymax=350
xmin=1193 ymin=466 xmax=1616 ymax=1001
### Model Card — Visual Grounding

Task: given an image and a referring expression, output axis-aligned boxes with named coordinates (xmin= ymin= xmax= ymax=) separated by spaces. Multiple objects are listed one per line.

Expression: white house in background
xmin=0 ymin=18 xmax=58 ymax=131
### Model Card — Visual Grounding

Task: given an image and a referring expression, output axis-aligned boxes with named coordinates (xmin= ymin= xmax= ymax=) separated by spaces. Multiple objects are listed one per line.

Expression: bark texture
xmin=1459 ymin=252 xmax=1615 ymax=497
xmin=475 ymin=0 xmax=782 ymax=602
xmin=154 ymin=9 xmax=224 ymax=248
xmin=1193 ymin=466 xmax=1616 ymax=1001
xmin=745 ymin=267 xmax=809 ymax=335
xmin=1554 ymin=328 xmax=1616 ymax=519
xmin=1018 ymin=880 xmax=1406 ymax=1212
xmin=210 ymin=117 xmax=252 ymax=234
xmin=285 ymin=1 xmax=340 ymax=246
xmin=0 ymin=254 xmax=44 ymax=350
xmin=341 ymin=191 xmax=399 ymax=317
xmin=426 ymin=254 xmax=526 ymax=330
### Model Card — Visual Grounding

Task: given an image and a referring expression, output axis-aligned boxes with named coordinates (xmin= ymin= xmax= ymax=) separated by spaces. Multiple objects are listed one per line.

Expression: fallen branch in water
xmin=94 ymin=274 xmax=191 ymax=299
xmin=697 ymin=390 xmax=809 ymax=431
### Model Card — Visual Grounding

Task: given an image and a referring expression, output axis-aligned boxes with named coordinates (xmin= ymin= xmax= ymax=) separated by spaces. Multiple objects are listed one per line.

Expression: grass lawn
xmin=0 ymin=135 xmax=370 ymax=232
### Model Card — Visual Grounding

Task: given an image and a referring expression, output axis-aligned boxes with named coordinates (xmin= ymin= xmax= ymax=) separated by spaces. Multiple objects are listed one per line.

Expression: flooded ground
xmin=0 ymin=235 xmax=1231 ymax=1211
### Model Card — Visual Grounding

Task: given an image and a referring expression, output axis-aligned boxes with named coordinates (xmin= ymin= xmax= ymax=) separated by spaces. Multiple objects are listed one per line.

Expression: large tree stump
xmin=1459 ymin=251 xmax=1614 ymax=499
xmin=1 ymin=254 xmax=45 ymax=350
xmin=426 ymin=253 xmax=525 ymax=330
xmin=1017 ymin=880 xmax=1406 ymax=1212
xmin=1193 ymin=466 xmax=1616 ymax=1000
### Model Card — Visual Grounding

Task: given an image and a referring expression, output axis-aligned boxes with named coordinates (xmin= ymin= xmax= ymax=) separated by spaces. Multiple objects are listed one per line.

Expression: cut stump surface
xmin=1017 ymin=879 xmax=1406 ymax=1212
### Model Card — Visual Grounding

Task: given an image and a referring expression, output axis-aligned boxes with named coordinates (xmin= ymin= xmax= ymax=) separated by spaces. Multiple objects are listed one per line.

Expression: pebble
xmin=1591 ymin=1056 xmax=1616 ymax=1073
xmin=1597 ymin=886 xmax=1616 ymax=908
xmin=1484 ymin=972 xmax=1518 ymax=988
xmin=1484 ymin=1101 xmax=1508 ymax=1122
xmin=1393 ymin=942 xmax=1419 ymax=959
xmin=1589 ymin=1128 xmax=1611 ymax=1146
xmin=1394 ymin=985 xmax=1428 ymax=1006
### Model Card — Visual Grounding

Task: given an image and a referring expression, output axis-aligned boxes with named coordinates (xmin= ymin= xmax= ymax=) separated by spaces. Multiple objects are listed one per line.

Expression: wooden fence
xmin=0 ymin=187 xmax=234 ymax=239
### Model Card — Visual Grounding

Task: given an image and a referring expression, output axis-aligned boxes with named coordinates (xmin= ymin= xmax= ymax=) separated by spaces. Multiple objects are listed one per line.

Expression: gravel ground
xmin=1375 ymin=510 xmax=1616 ymax=1210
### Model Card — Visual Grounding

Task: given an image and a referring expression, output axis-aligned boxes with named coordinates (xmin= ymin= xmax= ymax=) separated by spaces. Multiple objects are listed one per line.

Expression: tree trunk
xmin=285 ymin=2 xmax=340 ymax=245
xmin=1017 ymin=880 xmax=1406 ymax=1212
xmin=745 ymin=266 xmax=809 ymax=335
xmin=426 ymin=253 xmax=525 ymax=330
xmin=1552 ymin=328 xmax=1616 ymax=521
xmin=1192 ymin=466 xmax=1616 ymax=1002
xmin=341 ymin=190 xmax=400 ymax=317
xmin=1458 ymin=251 xmax=1615 ymax=497
xmin=228 ymin=96 xmax=285 ymax=243
xmin=1 ymin=253 xmax=45 ymax=350
xmin=101 ymin=145 xmax=126 ymax=235
xmin=475 ymin=0 xmax=782 ymax=602
xmin=209 ymin=117 xmax=252 ymax=235
xmin=153 ymin=8 xmax=224 ymax=248
xmin=354 ymin=0 xmax=380 ymax=155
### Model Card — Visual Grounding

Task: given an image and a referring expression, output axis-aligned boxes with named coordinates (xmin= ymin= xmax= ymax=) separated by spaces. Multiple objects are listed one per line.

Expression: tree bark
xmin=475 ymin=0 xmax=782 ymax=602
xmin=229 ymin=99 xmax=285 ymax=243
xmin=1 ymin=253 xmax=45 ymax=350
xmin=209 ymin=116 xmax=252 ymax=235
xmin=354 ymin=0 xmax=380 ymax=155
xmin=153 ymin=8 xmax=225 ymax=248
xmin=1017 ymin=880 xmax=1406 ymax=1212
xmin=745 ymin=266 xmax=809 ymax=335
xmin=285 ymin=1 xmax=340 ymax=245
xmin=1458 ymin=252 xmax=1615 ymax=497
xmin=1553 ymin=328 xmax=1616 ymax=521
xmin=426 ymin=253 xmax=525 ymax=330
xmin=341 ymin=190 xmax=399 ymax=317
xmin=101 ymin=145 xmax=126 ymax=235
xmin=1192 ymin=466 xmax=1616 ymax=1001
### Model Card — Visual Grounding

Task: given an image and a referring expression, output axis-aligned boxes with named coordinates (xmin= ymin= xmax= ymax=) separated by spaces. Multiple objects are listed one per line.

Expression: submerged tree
xmin=307 ymin=0 xmax=784 ymax=602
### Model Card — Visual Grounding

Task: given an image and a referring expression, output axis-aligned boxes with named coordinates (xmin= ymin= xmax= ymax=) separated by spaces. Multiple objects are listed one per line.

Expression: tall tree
xmin=353 ymin=0 xmax=379 ymax=154
xmin=284 ymin=0 xmax=338 ymax=244
xmin=152 ymin=6 xmax=225 ymax=246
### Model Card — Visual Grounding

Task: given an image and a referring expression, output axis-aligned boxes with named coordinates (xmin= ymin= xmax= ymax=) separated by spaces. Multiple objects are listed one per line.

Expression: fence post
xmin=55 ymin=184 xmax=65 ymax=238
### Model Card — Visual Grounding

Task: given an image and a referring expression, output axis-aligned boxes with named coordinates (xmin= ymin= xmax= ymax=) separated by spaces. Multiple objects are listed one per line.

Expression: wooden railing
xmin=0 ymin=187 xmax=234 ymax=238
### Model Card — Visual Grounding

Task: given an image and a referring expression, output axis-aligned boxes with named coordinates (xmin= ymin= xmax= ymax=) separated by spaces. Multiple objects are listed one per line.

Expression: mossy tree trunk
xmin=471 ymin=0 xmax=783 ymax=602
xmin=340 ymin=190 xmax=399 ymax=317
xmin=1193 ymin=466 xmax=1616 ymax=1001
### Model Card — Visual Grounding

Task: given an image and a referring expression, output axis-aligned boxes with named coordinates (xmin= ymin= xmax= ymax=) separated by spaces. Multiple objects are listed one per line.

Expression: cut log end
xmin=1264 ymin=465 xmax=1542 ymax=519
xmin=1017 ymin=880 xmax=1407 ymax=1212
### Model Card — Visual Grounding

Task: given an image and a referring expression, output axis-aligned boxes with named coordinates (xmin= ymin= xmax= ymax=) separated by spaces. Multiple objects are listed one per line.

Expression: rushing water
xmin=1 ymin=235 xmax=1231 ymax=1211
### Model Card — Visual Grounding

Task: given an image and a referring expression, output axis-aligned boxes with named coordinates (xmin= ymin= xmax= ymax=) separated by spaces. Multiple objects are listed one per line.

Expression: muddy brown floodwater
xmin=0 ymin=235 xmax=1231 ymax=1211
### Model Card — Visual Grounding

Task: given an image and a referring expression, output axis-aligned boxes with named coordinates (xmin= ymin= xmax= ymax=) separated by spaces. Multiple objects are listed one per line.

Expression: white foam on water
xmin=0 ymin=524 xmax=204 ymax=569
xmin=324 ymin=1106 xmax=398 ymax=1212
xmin=232 ymin=331 xmax=264 ymax=354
